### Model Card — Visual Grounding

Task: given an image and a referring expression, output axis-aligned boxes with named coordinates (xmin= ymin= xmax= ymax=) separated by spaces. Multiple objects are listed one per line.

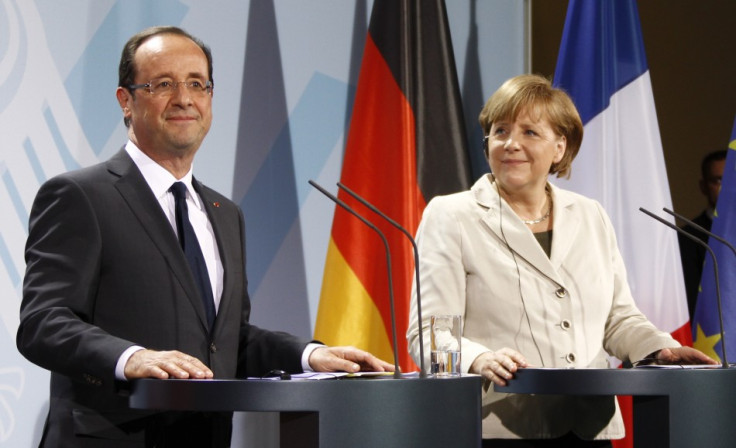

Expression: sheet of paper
xmin=633 ymin=364 xmax=722 ymax=369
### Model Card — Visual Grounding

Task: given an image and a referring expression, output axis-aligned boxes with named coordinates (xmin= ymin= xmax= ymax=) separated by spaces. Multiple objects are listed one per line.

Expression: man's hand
xmin=656 ymin=347 xmax=719 ymax=366
xmin=124 ymin=349 xmax=214 ymax=380
xmin=308 ymin=346 xmax=396 ymax=373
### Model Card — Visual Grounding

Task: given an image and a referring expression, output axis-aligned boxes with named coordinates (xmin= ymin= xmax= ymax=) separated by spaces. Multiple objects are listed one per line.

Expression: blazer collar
xmin=473 ymin=175 xmax=580 ymax=286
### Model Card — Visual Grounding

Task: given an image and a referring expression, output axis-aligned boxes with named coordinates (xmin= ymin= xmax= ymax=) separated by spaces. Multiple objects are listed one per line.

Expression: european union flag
xmin=693 ymin=116 xmax=736 ymax=364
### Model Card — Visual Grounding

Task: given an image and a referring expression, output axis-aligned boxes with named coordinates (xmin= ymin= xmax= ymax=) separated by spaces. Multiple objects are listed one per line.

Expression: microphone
xmin=639 ymin=207 xmax=728 ymax=368
xmin=663 ymin=207 xmax=736 ymax=258
xmin=308 ymin=180 xmax=402 ymax=378
xmin=337 ymin=182 xmax=426 ymax=377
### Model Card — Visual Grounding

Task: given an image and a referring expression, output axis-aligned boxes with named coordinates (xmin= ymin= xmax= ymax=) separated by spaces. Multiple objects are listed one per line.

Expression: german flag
xmin=314 ymin=0 xmax=472 ymax=372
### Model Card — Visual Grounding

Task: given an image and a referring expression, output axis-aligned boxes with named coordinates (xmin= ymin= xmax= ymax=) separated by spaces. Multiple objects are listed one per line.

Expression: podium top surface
xmin=494 ymin=366 xmax=735 ymax=396
xmin=129 ymin=375 xmax=483 ymax=412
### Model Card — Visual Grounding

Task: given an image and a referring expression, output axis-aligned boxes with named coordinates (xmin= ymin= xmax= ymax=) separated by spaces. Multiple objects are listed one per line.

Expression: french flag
xmin=552 ymin=2 xmax=690 ymax=446
xmin=552 ymin=0 xmax=691 ymax=345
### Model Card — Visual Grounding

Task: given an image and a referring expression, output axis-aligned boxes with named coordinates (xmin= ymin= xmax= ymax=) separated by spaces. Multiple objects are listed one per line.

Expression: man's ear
xmin=116 ymin=87 xmax=132 ymax=121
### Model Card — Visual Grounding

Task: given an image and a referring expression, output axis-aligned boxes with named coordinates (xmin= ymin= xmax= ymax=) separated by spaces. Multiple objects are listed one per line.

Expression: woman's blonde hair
xmin=478 ymin=74 xmax=583 ymax=178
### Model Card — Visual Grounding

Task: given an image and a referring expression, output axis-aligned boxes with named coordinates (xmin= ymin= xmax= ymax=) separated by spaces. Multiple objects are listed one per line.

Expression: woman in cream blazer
xmin=406 ymin=75 xmax=715 ymax=446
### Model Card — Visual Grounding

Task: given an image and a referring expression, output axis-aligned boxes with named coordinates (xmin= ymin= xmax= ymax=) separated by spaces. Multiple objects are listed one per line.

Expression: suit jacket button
xmin=84 ymin=374 xmax=103 ymax=386
xmin=210 ymin=343 xmax=217 ymax=353
xmin=555 ymin=288 xmax=567 ymax=298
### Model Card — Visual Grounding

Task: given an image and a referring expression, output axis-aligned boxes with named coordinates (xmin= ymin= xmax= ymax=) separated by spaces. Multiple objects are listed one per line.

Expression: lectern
xmin=130 ymin=375 xmax=482 ymax=448
xmin=495 ymin=368 xmax=736 ymax=448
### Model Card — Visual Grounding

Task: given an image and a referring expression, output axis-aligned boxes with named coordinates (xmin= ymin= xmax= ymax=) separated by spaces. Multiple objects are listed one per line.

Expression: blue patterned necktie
xmin=170 ymin=181 xmax=216 ymax=331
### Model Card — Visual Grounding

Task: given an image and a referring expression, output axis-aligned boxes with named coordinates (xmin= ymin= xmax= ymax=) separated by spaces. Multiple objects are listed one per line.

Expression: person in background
xmin=678 ymin=149 xmax=727 ymax=319
xmin=406 ymin=74 xmax=716 ymax=447
xmin=17 ymin=26 xmax=392 ymax=448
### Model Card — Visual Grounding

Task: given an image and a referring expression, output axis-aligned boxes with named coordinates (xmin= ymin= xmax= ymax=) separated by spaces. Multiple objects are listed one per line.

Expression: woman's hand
xmin=655 ymin=347 xmax=718 ymax=366
xmin=469 ymin=348 xmax=529 ymax=386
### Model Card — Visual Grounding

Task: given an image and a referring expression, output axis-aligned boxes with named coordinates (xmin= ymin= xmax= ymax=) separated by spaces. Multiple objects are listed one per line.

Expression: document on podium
xmin=633 ymin=364 xmax=722 ymax=369
xmin=292 ymin=371 xmax=413 ymax=380
xmin=249 ymin=371 xmax=405 ymax=381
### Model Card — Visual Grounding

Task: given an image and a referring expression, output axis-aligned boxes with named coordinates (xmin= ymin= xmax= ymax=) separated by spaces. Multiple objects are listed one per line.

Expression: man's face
xmin=700 ymin=158 xmax=726 ymax=208
xmin=117 ymin=34 xmax=213 ymax=160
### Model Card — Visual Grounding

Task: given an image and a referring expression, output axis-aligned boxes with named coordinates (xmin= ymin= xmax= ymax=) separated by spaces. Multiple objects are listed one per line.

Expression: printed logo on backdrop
xmin=0 ymin=1 xmax=188 ymax=445
xmin=0 ymin=1 xmax=35 ymax=442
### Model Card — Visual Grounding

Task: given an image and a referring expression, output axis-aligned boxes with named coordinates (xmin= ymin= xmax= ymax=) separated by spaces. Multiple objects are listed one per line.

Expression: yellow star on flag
xmin=693 ymin=324 xmax=722 ymax=363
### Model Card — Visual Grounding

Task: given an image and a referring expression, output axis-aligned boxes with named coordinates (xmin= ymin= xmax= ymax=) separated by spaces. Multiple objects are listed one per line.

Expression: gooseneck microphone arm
xmin=663 ymin=207 xmax=736 ymax=259
xmin=639 ymin=207 xmax=728 ymax=368
xmin=337 ymin=182 xmax=426 ymax=377
xmin=309 ymin=180 xmax=402 ymax=378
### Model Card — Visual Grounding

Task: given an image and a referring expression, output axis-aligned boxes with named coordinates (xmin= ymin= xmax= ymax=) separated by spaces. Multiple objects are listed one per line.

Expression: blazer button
xmin=561 ymin=319 xmax=571 ymax=330
xmin=209 ymin=343 xmax=217 ymax=353
xmin=565 ymin=352 xmax=576 ymax=363
xmin=555 ymin=288 xmax=567 ymax=298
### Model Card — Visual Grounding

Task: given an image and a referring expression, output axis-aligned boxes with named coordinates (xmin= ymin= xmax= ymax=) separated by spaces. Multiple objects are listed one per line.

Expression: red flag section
xmin=315 ymin=0 xmax=472 ymax=372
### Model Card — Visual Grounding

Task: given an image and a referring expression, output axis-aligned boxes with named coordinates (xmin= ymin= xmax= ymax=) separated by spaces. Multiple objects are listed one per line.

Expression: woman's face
xmin=486 ymin=109 xmax=566 ymax=195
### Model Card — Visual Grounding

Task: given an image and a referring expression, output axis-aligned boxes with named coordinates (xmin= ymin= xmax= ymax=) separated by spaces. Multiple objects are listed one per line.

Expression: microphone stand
xmin=663 ymin=207 xmax=736 ymax=258
xmin=639 ymin=207 xmax=728 ymax=368
xmin=309 ymin=180 xmax=402 ymax=378
xmin=337 ymin=182 xmax=427 ymax=377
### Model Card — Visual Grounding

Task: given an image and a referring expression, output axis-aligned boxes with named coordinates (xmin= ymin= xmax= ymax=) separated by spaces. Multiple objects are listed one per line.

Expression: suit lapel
xmin=547 ymin=186 xmax=581 ymax=271
xmin=193 ymin=178 xmax=238 ymax=336
xmin=108 ymin=150 xmax=210 ymax=332
xmin=474 ymin=176 xmax=566 ymax=286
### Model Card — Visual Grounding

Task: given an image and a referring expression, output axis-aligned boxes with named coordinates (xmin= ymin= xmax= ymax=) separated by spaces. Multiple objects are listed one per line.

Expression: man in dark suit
xmin=17 ymin=26 xmax=392 ymax=448
xmin=678 ymin=149 xmax=727 ymax=319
